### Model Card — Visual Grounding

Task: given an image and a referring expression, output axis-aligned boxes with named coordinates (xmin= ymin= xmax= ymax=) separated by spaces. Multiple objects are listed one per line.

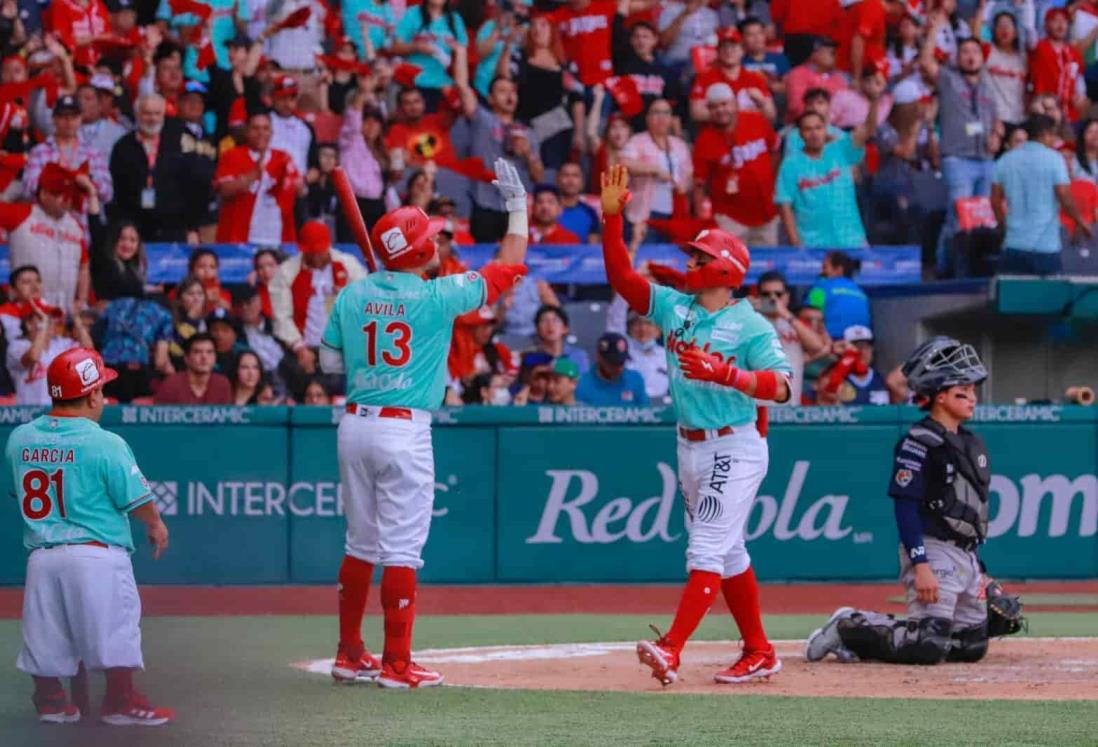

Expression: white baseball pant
xmin=338 ymin=408 xmax=435 ymax=569
xmin=677 ymin=424 xmax=768 ymax=577
xmin=18 ymin=544 xmax=144 ymax=677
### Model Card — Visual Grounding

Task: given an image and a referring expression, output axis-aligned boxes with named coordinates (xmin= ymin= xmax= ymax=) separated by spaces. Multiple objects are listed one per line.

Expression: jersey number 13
xmin=363 ymin=321 xmax=412 ymax=367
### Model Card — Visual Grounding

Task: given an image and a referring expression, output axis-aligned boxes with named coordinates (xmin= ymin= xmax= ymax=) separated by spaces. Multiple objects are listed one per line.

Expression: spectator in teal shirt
xmin=473 ymin=2 xmax=532 ymax=98
xmin=775 ymin=88 xmax=881 ymax=248
xmin=576 ymin=333 xmax=650 ymax=406
xmin=393 ymin=0 xmax=468 ymax=101
xmin=157 ymin=0 xmax=249 ymax=81
xmin=341 ymin=0 xmax=395 ymax=60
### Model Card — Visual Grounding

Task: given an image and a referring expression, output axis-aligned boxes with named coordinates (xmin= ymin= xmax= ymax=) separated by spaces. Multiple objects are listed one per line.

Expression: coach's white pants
xmin=18 ymin=545 xmax=144 ymax=677
xmin=677 ymin=425 xmax=768 ymax=577
xmin=338 ymin=414 xmax=435 ymax=569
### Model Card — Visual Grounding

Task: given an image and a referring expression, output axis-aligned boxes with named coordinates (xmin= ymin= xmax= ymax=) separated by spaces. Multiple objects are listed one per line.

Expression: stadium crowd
xmin=0 ymin=0 xmax=1095 ymax=407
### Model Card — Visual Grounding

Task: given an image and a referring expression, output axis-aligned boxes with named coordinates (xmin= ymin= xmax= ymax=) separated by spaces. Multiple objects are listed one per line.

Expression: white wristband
xmin=506 ymin=209 xmax=528 ymax=238
xmin=504 ymin=196 xmax=527 ymax=213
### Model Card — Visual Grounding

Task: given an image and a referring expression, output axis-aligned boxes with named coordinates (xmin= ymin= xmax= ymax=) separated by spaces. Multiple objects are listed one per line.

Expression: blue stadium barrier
xmin=0 ymin=243 xmax=922 ymax=286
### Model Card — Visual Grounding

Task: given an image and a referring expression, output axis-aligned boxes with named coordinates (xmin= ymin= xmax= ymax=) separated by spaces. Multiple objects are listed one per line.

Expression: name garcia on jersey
xmin=21 ymin=448 xmax=76 ymax=464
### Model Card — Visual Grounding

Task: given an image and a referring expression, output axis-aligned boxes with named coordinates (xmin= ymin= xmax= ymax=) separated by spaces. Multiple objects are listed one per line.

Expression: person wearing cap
xmin=576 ymin=332 xmax=650 ymax=406
xmin=268 ymin=220 xmax=366 ymax=383
xmin=815 ymin=324 xmax=890 ymax=405
xmin=206 ymin=33 xmax=262 ymax=142
xmin=692 ymin=81 xmax=780 ymax=245
xmin=269 ymin=74 xmax=317 ymax=178
xmin=1030 ymin=8 xmax=1088 ymax=123
xmin=23 ymin=93 xmax=112 ymax=215
xmin=235 ymin=285 xmax=289 ymax=381
xmin=775 ymin=83 xmax=880 ymax=248
xmin=771 ymin=0 xmax=842 ymax=67
xmin=7 ymin=346 xmax=175 ymax=725
xmin=109 ymin=92 xmax=214 ymax=243
xmin=214 ymin=110 xmax=302 ymax=245
xmin=529 ymin=184 xmax=582 ymax=244
xmin=657 ymin=0 xmax=721 ymax=70
xmin=0 ymin=162 xmax=93 ymax=314
xmin=154 ymin=331 xmax=233 ymax=404
xmin=546 ymin=357 xmax=581 ymax=405
xmin=625 ymin=312 xmax=669 ymax=401
xmin=689 ymin=27 xmax=776 ymax=124
xmin=5 ymin=298 xmax=93 ymax=405
xmin=76 ymin=82 xmax=127 ymax=157
xmin=920 ymin=12 xmax=1004 ymax=277
xmin=784 ymin=36 xmax=849 ymax=123
xmin=836 ymin=0 xmax=887 ymax=82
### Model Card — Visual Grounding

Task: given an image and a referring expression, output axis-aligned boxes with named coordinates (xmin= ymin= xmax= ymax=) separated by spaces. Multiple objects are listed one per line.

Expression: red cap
xmin=272 ymin=75 xmax=298 ymax=97
xmin=298 ymin=221 xmax=331 ymax=254
xmin=46 ymin=348 xmax=118 ymax=401
xmin=717 ymin=28 xmax=742 ymax=45
xmin=37 ymin=162 xmax=76 ymax=196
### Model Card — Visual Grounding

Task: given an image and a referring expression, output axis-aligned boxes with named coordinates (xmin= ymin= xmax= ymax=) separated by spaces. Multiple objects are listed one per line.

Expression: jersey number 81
xmin=363 ymin=321 xmax=412 ymax=367
xmin=20 ymin=469 xmax=66 ymax=521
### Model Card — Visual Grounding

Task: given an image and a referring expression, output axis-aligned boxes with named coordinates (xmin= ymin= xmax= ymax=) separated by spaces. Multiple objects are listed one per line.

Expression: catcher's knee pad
xmin=946 ymin=622 xmax=989 ymax=663
xmin=838 ymin=613 xmax=952 ymax=665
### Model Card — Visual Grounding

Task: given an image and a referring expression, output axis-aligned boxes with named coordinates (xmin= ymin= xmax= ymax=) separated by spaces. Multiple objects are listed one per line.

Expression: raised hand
xmin=600 ymin=163 xmax=631 ymax=217
xmin=492 ymin=157 xmax=527 ymax=212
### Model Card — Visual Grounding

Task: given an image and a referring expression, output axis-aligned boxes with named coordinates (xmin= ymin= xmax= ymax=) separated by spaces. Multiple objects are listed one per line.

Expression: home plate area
xmin=294 ymin=638 xmax=1098 ymax=700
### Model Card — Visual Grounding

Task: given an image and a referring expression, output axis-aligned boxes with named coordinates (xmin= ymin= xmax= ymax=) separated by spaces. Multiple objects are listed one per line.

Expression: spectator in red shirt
xmin=529 ymin=185 xmax=582 ymax=244
xmin=772 ymin=0 xmax=842 ymax=66
xmin=837 ymin=0 xmax=887 ymax=82
xmin=46 ymin=0 xmax=111 ymax=69
xmin=213 ymin=111 xmax=301 ymax=245
xmin=384 ymin=87 xmax=456 ymax=171
xmin=692 ymin=82 xmax=780 ymax=244
xmin=549 ymin=0 xmax=655 ymax=88
xmin=690 ymin=27 xmax=777 ymax=123
xmin=785 ymin=36 xmax=849 ymax=122
xmin=154 ymin=332 xmax=233 ymax=405
xmin=1030 ymin=8 xmax=1088 ymax=123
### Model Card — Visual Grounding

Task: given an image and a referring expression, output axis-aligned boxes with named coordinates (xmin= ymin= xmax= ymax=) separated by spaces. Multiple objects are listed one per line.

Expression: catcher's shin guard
xmin=946 ymin=622 xmax=989 ymax=663
xmin=837 ymin=613 xmax=953 ymax=665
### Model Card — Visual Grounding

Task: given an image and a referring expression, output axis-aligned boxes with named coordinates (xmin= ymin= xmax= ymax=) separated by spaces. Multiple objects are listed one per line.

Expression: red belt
xmin=79 ymin=541 xmax=109 ymax=549
xmin=678 ymin=425 xmax=734 ymax=442
xmin=345 ymin=404 xmax=413 ymax=420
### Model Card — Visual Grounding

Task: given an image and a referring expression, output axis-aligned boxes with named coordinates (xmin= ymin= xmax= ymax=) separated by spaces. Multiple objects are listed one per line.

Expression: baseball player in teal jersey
xmin=320 ymin=158 xmax=529 ymax=689
xmin=601 ymin=165 xmax=793 ymax=686
xmin=7 ymin=348 xmax=172 ymax=726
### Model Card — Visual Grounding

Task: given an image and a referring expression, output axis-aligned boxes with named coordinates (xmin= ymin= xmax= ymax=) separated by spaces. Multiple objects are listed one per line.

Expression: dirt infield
xmin=297 ymin=638 xmax=1098 ymax=701
xmin=1 ymin=581 xmax=1096 ymax=618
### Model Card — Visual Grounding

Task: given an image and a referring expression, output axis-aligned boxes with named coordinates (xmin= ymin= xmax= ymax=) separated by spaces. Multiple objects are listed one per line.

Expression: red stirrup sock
xmin=662 ymin=570 xmax=722 ymax=652
xmin=338 ymin=555 xmax=374 ymax=656
xmin=103 ymin=668 xmax=134 ymax=710
xmin=381 ymin=566 xmax=417 ymax=666
xmin=31 ymin=676 xmax=66 ymax=709
xmin=721 ymin=566 xmax=770 ymax=652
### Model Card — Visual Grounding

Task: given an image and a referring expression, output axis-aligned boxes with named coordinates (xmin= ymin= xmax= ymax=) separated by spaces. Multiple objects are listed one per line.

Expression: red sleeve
xmin=214 ymin=147 xmax=246 ymax=183
xmin=602 ymin=214 xmax=651 ymax=313
xmin=855 ymin=3 xmax=878 ymax=38
xmin=480 ymin=263 xmax=529 ymax=305
xmin=690 ymin=70 xmax=714 ymax=100
xmin=1029 ymin=43 xmax=1056 ymax=94
xmin=0 ymin=202 xmax=32 ymax=231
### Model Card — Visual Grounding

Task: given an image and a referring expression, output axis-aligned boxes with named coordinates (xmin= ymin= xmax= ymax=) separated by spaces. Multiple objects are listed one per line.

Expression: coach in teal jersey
xmin=601 ymin=164 xmax=792 ymax=688
xmin=7 ymin=348 xmax=172 ymax=726
xmin=319 ymin=159 xmax=529 ymax=690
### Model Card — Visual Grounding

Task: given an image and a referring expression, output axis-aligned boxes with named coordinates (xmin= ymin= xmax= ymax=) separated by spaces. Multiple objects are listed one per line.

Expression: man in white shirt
xmin=625 ymin=313 xmax=669 ymax=401
xmin=755 ymin=270 xmax=828 ymax=405
xmin=269 ymin=76 xmax=317 ymax=181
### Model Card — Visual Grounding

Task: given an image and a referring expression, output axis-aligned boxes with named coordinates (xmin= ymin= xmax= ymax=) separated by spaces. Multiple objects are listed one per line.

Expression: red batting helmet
xmin=46 ymin=348 xmax=118 ymax=401
xmin=370 ymin=206 xmax=445 ymax=271
xmin=681 ymin=228 xmax=750 ymax=291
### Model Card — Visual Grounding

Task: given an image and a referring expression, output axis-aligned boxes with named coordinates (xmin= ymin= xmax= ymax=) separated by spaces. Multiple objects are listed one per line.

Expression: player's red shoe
xmin=713 ymin=645 xmax=782 ymax=683
xmin=636 ymin=626 xmax=680 ymax=687
xmin=100 ymin=692 xmax=174 ymax=726
xmin=36 ymin=702 xmax=80 ymax=724
xmin=376 ymin=661 xmax=444 ymax=689
xmin=331 ymin=646 xmax=382 ymax=683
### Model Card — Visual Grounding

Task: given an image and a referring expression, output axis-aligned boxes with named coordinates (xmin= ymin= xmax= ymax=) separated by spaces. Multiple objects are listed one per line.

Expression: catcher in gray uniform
xmin=805 ymin=338 xmax=1024 ymax=665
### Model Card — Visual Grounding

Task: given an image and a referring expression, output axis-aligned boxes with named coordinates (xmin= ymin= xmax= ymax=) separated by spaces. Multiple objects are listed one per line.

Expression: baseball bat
xmin=331 ymin=166 xmax=378 ymax=272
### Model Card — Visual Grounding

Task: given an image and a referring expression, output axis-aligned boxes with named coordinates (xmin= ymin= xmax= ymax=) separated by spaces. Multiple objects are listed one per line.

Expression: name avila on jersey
xmin=362 ymin=302 xmax=406 ymax=317
xmin=526 ymin=459 xmax=851 ymax=545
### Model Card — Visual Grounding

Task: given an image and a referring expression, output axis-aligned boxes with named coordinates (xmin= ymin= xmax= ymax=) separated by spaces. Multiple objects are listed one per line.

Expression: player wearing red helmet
xmin=601 ymin=164 xmax=793 ymax=686
xmin=319 ymin=159 xmax=529 ymax=689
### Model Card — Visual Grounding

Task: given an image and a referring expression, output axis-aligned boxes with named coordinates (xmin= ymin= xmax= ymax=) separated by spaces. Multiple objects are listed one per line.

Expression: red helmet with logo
xmin=46 ymin=348 xmax=118 ymax=401
xmin=681 ymin=229 xmax=750 ymax=291
xmin=370 ymin=206 xmax=445 ymax=271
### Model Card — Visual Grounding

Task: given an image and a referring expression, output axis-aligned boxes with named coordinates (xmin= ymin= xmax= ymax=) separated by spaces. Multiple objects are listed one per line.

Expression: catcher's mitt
xmin=986 ymin=581 xmax=1026 ymax=636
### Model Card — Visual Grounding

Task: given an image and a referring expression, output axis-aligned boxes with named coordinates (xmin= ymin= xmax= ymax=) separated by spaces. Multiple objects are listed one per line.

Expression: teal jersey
xmin=322 ymin=270 xmax=486 ymax=410
xmin=6 ymin=416 xmax=153 ymax=552
xmin=649 ymin=285 xmax=792 ymax=429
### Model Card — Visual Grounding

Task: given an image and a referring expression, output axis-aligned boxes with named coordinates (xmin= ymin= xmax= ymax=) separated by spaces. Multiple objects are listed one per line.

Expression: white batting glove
xmin=493 ymin=157 xmax=527 ymax=214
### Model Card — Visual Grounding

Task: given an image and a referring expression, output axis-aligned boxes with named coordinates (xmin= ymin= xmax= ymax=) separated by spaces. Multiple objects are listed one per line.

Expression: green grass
xmin=1 ymin=613 xmax=1095 ymax=747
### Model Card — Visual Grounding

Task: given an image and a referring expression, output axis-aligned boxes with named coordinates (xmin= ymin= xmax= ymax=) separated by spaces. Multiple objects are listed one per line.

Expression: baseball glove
xmin=986 ymin=581 xmax=1026 ymax=636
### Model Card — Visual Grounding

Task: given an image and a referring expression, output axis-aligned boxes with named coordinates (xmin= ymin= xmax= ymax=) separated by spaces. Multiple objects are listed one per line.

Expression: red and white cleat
xmin=376 ymin=661 xmax=444 ymax=689
xmin=714 ymin=645 xmax=783 ymax=683
xmin=100 ymin=693 xmax=174 ymax=726
xmin=636 ymin=627 xmax=680 ymax=687
xmin=37 ymin=703 xmax=80 ymax=724
xmin=331 ymin=646 xmax=383 ymax=683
